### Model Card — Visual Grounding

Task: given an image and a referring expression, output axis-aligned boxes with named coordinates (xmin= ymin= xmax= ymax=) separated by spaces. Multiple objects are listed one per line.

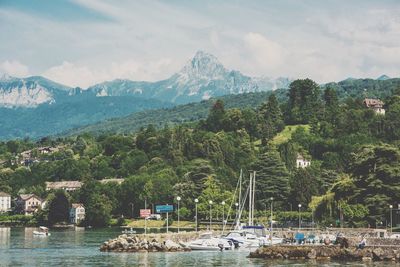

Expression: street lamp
xmin=194 ymin=198 xmax=199 ymax=232
xmin=270 ymin=197 xmax=274 ymax=245
xmin=221 ymin=201 xmax=226 ymax=231
xmin=209 ymin=200 xmax=213 ymax=230
xmin=129 ymin=203 xmax=134 ymax=218
xmin=298 ymin=204 xmax=302 ymax=230
xmin=390 ymin=204 xmax=393 ymax=234
xmin=176 ymin=196 xmax=181 ymax=233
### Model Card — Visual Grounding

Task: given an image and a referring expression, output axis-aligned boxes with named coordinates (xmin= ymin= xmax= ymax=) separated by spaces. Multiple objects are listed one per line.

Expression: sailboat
xmin=221 ymin=170 xmax=282 ymax=248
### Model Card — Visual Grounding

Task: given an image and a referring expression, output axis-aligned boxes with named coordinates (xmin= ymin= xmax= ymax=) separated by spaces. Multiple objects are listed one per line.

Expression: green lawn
xmin=271 ymin=124 xmax=310 ymax=145
xmin=126 ymin=219 xmax=195 ymax=228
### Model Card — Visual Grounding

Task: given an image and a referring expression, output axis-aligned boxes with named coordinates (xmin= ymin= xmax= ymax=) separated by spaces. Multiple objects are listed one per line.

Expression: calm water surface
xmin=0 ymin=227 xmax=399 ymax=266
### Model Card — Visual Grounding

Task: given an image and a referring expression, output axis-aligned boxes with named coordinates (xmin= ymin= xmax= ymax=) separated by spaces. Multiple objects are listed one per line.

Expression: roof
xmin=46 ymin=181 xmax=82 ymax=189
xmin=71 ymin=203 xmax=84 ymax=209
xmin=364 ymin=98 xmax=384 ymax=108
xmin=99 ymin=178 xmax=124 ymax=184
xmin=19 ymin=194 xmax=42 ymax=201
xmin=296 ymin=154 xmax=310 ymax=161
xmin=0 ymin=191 xmax=10 ymax=197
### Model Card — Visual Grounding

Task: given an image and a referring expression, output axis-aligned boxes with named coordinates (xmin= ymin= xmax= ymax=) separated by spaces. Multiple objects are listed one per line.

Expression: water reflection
xmin=1 ymin=228 xmax=400 ymax=266
xmin=0 ymin=227 xmax=10 ymax=247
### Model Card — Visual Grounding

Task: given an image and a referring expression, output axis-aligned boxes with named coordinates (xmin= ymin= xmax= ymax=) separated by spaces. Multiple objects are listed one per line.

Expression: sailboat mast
xmin=252 ymin=171 xmax=256 ymax=226
xmin=248 ymin=172 xmax=253 ymax=226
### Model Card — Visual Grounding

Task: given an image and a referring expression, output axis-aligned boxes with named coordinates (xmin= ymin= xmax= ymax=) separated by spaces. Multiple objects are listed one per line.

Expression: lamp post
xmin=129 ymin=203 xmax=134 ymax=218
xmin=270 ymin=197 xmax=274 ymax=245
xmin=176 ymin=196 xmax=181 ymax=233
xmin=194 ymin=198 xmax=199 ymax=231
xmin=235 ymin=202 xmax=239 ymax=228
xmin=209 ymin=200 xmax=213 ymax=230
xmin=390 ymin=204 xmax=393 ymax=234
xmin=221 ymin=201 xmax=226 ymax=231
xmin=298 ymin=204 xmax=302 ymax=230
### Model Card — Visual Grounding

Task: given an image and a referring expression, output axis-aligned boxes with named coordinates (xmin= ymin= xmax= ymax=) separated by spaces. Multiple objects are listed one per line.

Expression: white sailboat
xmin=222 ymin=170 xmax=282 ymax=248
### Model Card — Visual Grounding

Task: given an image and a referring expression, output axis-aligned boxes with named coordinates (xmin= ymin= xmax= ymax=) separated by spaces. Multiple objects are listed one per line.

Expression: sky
xmin=0 ymin=0 xmax=400 ymax=88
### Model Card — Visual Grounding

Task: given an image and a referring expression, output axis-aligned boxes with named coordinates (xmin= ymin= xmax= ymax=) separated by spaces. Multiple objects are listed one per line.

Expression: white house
xmin=363 ymin=98 xmax=385 ymax=115
xmin=46 ymin=181 xmax=82 ymax=192
xmin=296 ymin=154 xmax=311 ymax=168
xmin=70 ymin=203 xmax=85 ymax=224
xmin=0 ymin=192 xmax=11 ymax=213
xmin=16 ymin=194 xmax=44 ymax=215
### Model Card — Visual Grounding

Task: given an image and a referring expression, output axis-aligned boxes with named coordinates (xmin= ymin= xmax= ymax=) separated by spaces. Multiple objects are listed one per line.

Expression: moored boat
xmin=33 ymin=226 xmax=50 ymax=236
xmin=187 ymin=232 xmax=233 ymax=251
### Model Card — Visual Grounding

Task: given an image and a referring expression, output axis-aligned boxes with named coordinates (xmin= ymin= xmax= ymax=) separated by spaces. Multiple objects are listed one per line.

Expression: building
xmin=70 ymin=203 xmax=85 ymax=224
xmin=0 ymin=192 xmax=11 ymax=213
xmin=99 ymin=178 xmax=125 ymax=185
xmin=363 ymin=98 xmax=385 ymax=115
xmin=16 ymin=194 xmax=43 ymax=215
xmin=296 ymin=154 xmax=311 ymax=168
xmin=46 ymin=181 xmax=83 ymax=192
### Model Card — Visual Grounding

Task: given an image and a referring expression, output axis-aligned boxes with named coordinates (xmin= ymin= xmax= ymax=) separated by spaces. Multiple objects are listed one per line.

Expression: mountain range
xmin=0 ymin=51 xmax=291 ymax=139
xmin=0 ymin=51 xmax=290 ymax=108
xmin=0 ymin=50 xmax=399 ymax=140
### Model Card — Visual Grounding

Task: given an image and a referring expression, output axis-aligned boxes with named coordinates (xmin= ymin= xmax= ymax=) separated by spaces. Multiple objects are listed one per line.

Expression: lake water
xmin=0 ymin=227 xmax=398 ymax=266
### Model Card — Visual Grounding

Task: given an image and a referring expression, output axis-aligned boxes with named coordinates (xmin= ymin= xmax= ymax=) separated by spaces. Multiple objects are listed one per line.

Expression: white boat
xmin=121 ymin=227 xmax=136 ymax=234
xmin=187 ymin=232 xmax=233 ymax=251
xmin=33 ymin=226 xmax=51 ymax=236
xmin=223 ymin=226 xmax=283 ymax=248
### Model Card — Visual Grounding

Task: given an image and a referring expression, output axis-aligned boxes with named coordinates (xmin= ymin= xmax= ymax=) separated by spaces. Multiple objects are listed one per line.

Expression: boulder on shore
xmin=249 ymin=245 xmax=400 ymax=262
xmin=100 ymin=234 xmax=191 ymax=253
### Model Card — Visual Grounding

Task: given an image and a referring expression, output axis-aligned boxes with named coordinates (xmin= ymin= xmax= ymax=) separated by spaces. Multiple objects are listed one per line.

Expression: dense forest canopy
xmin=1 ymin=78 xmax=400 ymax=227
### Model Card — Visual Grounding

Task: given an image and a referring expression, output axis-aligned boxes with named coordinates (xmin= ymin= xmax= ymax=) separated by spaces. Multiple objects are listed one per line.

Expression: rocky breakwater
xmin=249 ymin=245 xmax=400 ymax=262
xmin=100 ymin=234 xmax=192 ymax=253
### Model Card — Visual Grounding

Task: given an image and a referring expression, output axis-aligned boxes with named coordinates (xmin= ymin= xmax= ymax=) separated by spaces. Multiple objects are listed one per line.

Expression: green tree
xmin=253 ymin=149 xmax=290 ymax=209
xmin=48 ymin=190 xmax=70 ymax=225
xmin=85 ymin=193 xmax=112 ymax=227
xmin=259 ymin=94 xmax=284 ymax=142
xmin=205 ymin=100 xmax=226 ymax=132
xmin=286 ymin=79 xmax=321 ymax=124
xmin=289 ymin=168 xmax=320 ymax=208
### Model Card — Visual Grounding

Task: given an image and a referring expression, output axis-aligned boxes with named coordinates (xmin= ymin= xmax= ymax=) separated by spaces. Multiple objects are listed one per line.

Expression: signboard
xmin=156 ymin=205 xmax=173 ymax=213
xmin=140 ymin=209 xmax=151 ymax=218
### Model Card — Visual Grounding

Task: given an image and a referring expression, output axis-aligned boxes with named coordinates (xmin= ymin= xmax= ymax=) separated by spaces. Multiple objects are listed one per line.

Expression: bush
xmin=163 ymin=215 xmax=173 ymax=227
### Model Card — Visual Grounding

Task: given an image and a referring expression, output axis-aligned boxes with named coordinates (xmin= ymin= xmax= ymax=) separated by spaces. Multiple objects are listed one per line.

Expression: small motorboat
xmin=33 ymin=226 xmax=51 ymax=236
xmin=121 ymin=227 xmax=137 ymax=234
xmin=224 ymin=225 xmax=283 ymax=248
xmin=187 ymin=232 xmax=233 ymax=251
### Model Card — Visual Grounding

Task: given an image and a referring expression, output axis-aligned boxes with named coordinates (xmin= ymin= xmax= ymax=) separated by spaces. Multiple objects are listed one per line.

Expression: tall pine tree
xmin=286 ymin=79 xmax=321 ymax=124
xmin=253 ymin=148 xmax=290 ymax=209
xmin=259 ymin=94 xmax=284 ymax=143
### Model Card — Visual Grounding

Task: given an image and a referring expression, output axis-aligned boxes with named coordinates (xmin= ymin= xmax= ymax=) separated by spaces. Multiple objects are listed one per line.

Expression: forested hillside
xmin=64 ymin=78 xmax=400 ymax=137
xmin=1 ymin=78 xmax=400 ymax=228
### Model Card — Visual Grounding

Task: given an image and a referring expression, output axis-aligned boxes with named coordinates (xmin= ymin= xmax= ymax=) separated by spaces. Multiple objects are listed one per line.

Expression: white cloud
xmin=242 ymin=32 xmax=286 ymax=76
xmin=0 ymin=60 xmax=30 ymax=77
xmin=1 ymin=1 xmax=400 ymax=86
xmin=43 ymin=58 xmax=176 ymax=88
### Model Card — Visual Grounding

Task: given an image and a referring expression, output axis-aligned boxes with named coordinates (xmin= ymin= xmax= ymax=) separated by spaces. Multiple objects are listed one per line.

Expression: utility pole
xmin=390 ymin=205 xmax=393 ymax=234
xmin=194 ymin=198 xmax=199 ymax=232
xmin=270 ymin=197 xmax=273 ymax=246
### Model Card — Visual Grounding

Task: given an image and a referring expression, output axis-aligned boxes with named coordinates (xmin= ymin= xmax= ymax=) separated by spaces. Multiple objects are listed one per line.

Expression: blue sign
xmin=156 ymin=205 xmax=174 ymax=213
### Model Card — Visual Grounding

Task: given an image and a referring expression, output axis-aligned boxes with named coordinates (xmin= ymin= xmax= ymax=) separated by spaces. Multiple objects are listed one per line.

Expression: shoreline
xmin=249 ymin=244 xmax=400 ymax=262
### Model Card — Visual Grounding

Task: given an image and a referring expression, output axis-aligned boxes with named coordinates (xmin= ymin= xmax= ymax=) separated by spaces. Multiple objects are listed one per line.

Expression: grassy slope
xmin=271 ymin=124 xmax=310 ymax=145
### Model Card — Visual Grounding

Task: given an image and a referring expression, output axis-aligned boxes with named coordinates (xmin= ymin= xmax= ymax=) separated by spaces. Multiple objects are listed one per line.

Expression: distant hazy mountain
xmin=0 ymin=51 xmax=290 ymax=109
xmin=377 ymin=74 xmax=391 ymax=81
xmin=0 ymin=74 xmax=72 ymax=108
xmin=87 ymin=51 xmax=291 ymax=104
